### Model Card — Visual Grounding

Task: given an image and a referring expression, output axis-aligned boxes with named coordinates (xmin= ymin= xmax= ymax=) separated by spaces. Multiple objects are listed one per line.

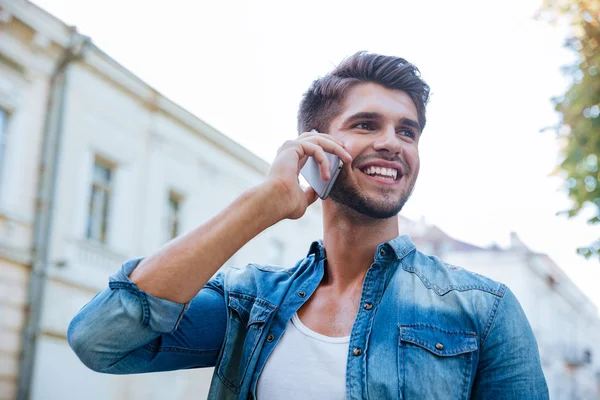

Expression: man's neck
xmin=320 ymin=202 xmax=399 ymax=292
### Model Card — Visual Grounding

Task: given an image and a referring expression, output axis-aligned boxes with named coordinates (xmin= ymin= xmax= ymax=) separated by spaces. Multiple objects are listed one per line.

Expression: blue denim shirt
xmin=68 ymin=235 xmax=549 ymax=399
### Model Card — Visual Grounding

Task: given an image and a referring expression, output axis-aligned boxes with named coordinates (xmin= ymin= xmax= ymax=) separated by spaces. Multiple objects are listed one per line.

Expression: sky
xmin=32 ymin=0 xmax=600 ymax=307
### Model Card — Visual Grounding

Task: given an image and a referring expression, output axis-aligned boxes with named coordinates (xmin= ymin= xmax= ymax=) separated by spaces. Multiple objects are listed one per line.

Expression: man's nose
xmin=372 ymin=125 xmax=401 ymax=154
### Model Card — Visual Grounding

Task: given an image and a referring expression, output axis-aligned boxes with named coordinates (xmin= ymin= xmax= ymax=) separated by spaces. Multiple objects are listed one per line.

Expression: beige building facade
xmin=0 ymin=1 xmax=323 ymax=399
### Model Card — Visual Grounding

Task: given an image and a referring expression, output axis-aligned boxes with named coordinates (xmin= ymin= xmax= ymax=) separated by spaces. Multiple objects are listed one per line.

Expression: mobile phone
xmin=300 ymin=132 xmax=344 ymax=200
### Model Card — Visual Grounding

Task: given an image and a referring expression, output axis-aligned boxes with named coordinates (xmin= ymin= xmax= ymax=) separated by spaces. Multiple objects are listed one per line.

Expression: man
xmin=68 ymin=52 xmax=549 ymax=399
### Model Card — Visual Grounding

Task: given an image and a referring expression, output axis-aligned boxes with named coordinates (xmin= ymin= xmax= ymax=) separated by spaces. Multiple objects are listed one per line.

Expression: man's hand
xmin=267 ymin=131 xmax=352 ymax=220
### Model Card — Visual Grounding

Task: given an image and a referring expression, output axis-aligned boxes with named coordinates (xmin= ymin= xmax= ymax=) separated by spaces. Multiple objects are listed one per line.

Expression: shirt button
xmin=353 ymin=348 xmax=362 ymax=356
xmin=435 ymin=343 xmax=444 ymax=350
xmin=363 ymin=303 xmax=373 ymax=310
xmin=379 ymin=248 xmax=386 ymax=256
xmin=298 ymin=291 xmax=306 ymax=298
xmin=267 ymin=335 xmax=275 ymax=342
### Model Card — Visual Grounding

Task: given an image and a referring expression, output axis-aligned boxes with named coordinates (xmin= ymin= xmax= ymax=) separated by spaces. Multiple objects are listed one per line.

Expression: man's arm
xmin=68 ymin=182 xmax=290 ymax=373
xmin=129 ymin=132 xmax=352 ymax=304
xmin=129 ymin=180 xmax=293 ymax=303
xmin=68 ymin=132 xmax=352 ymax=373
xmin=68 ymin=258 xmax=227 ymax=373
xmin=471 ymin=288 xmax=549 ymax=399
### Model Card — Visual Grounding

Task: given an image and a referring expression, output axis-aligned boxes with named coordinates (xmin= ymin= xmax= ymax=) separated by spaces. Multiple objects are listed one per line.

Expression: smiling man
xmin=68 ymin=52 xmax=549 ymax=399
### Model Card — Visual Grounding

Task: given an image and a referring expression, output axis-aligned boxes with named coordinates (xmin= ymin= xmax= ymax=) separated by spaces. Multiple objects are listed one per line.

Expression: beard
xmin=329 ymin=163 xmax=416 ymax=219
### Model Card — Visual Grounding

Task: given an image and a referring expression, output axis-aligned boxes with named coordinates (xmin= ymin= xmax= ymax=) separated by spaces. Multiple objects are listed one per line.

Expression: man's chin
xmin=330 ymin=191 xmax=406 ymax=220
xmin=357 ymin=206 xmax=402 ymax=219
xmin=358 ymin=200 xmax=405 ymax=219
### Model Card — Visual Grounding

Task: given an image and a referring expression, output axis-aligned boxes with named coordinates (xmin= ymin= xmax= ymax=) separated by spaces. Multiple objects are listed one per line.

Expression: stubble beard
xmin=329 ymin=169 xmax=416 ymax=220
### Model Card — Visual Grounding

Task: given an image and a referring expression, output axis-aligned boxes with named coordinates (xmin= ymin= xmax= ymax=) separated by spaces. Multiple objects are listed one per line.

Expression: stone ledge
xmin=0 ymin=242 xmax=31 ymax=266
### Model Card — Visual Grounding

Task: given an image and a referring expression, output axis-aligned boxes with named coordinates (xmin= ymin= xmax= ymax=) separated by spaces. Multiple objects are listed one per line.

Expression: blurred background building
xmin=0 ymin=1 xmax=599 ymax=399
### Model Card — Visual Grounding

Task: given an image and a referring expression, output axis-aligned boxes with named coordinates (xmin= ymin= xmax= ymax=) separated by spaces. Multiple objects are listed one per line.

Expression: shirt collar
xmin=377 ymin=235 xmax=416 ymax=260
xmin=307 ymin=240 xmax=327 ymax=260
xmin=306 ymin=235 xmax=416 ymax=261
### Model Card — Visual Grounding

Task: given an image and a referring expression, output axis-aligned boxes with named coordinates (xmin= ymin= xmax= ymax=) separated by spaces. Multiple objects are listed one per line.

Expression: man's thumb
xmin=304 ymin=187 xmax=318 ymax=206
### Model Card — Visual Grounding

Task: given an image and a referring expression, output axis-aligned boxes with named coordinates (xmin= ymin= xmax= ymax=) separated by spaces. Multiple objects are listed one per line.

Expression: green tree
xmin=541 ymin=0 xmax=600 ymax=259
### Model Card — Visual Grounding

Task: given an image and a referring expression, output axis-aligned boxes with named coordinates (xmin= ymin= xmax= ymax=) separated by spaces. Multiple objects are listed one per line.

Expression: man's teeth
xmin=363 ymin=166 xmax=398 ymax=180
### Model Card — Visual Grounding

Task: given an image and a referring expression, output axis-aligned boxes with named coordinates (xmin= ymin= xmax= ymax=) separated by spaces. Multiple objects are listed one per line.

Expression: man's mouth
xmin=360 ymin=166 xmax=400 ymax=181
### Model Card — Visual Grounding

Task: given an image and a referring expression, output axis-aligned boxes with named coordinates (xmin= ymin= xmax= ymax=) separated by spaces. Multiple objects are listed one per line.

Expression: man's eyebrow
xmin=400 ymin=118 xmax=422 ymax=133
xmin=346 ymin=112 xmax=422 ymax=133
xmin=345 ymin=112 xmax=382 ymax=122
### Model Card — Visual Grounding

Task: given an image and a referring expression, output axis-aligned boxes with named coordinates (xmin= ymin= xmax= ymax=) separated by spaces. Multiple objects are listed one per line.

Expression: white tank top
xmin=256 ymin=313 xmax=350 ymax=400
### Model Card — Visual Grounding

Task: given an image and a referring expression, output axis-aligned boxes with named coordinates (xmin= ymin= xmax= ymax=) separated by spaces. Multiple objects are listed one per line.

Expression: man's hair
xmin=297 ymin=51 xmax=431 ymax=134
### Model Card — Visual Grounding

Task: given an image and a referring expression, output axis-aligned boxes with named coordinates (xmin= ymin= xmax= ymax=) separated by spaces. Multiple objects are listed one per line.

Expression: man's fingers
xmin=296 ymin=133 xmax=352 ymax=164
xmin=277 ymin=133 xmax=352 ymax=180
xmin=298 ymin=142 xmax=331 ymax=180
xmin=308 ymin=136 xmax=352 ymax=164
xmin=299 ymin=131 xmax=344 ymax=148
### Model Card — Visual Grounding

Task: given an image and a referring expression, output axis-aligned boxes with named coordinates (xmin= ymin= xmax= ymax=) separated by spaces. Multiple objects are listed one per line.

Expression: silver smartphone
xmin=300 ymin=132 xmax=344 ymax=200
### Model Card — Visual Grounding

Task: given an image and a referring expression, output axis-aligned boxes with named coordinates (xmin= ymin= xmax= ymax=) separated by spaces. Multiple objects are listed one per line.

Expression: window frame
xmin=166 ymin=190 xmax=184 ymax=241
xmin=86 ymin=157 xmax=115 ymax=244
xmin=0 ymin=108 xmax=9 ymax=190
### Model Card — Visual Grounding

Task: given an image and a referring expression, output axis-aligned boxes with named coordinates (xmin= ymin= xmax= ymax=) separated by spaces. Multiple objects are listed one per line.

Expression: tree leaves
xmin=543 ymin=0 xmax=600 ymax=260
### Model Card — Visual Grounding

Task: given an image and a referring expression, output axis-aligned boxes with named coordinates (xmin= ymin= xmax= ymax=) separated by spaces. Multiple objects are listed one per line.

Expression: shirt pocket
xmin=216 ymin=292 xmax=276 ymax=394
xmin=398 ymin=325 xmax=478 ymax=400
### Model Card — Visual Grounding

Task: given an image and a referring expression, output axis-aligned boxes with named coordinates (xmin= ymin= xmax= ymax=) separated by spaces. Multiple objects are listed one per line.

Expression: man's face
xmin=327 ymin=83 xmax=421 ymax=219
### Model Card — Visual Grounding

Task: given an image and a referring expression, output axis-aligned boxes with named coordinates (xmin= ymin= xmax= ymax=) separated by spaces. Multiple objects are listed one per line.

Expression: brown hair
xmin=297 ymin=51 xmax=431 ymax=134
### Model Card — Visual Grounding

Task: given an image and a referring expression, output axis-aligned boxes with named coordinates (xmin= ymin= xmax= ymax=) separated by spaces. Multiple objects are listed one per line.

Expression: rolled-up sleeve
xmin=67 ymin=258 xmax=227 ymax=374
xmin=471 ymin=288 xmax=549 ymax=399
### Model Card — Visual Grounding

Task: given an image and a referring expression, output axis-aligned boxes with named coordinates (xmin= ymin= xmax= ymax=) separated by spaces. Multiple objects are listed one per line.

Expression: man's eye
xmin=399 ymin=129 xmax=415 ymax=139
xmin=353 ymin=122 xmax=374 ymax=130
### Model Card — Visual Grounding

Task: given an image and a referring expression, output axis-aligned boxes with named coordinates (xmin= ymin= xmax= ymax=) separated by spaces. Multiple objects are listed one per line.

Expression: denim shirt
xmin=68 ymin=235 xmax=549 ymax=399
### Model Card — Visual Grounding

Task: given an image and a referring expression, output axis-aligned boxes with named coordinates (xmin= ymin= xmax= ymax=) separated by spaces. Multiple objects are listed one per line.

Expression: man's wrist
xmin=255 ymin=179 xmax=295 ymax=223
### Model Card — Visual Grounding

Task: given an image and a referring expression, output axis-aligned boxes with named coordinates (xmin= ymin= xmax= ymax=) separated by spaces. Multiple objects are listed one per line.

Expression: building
xmin=0 ymin=1 xmax=323 ymax=399
xmin=400 ymin=216 xmax=600 ymax=400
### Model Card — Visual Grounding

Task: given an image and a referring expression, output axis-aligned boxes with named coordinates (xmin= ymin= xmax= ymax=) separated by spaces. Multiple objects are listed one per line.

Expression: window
xmin=86 ymin=158 xmax=113 ymax=243
xmin=167 ymin=191 xmax=183 ymax=240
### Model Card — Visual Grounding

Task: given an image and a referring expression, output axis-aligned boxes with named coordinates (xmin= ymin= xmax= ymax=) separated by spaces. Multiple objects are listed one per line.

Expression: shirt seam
xmin=479 ymin=285 xmax=507 ymax=348
xmin=142 ymin=344 xmax=220 ymax=354
xmin=400 ymin=262 xmax=504 ymax=297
